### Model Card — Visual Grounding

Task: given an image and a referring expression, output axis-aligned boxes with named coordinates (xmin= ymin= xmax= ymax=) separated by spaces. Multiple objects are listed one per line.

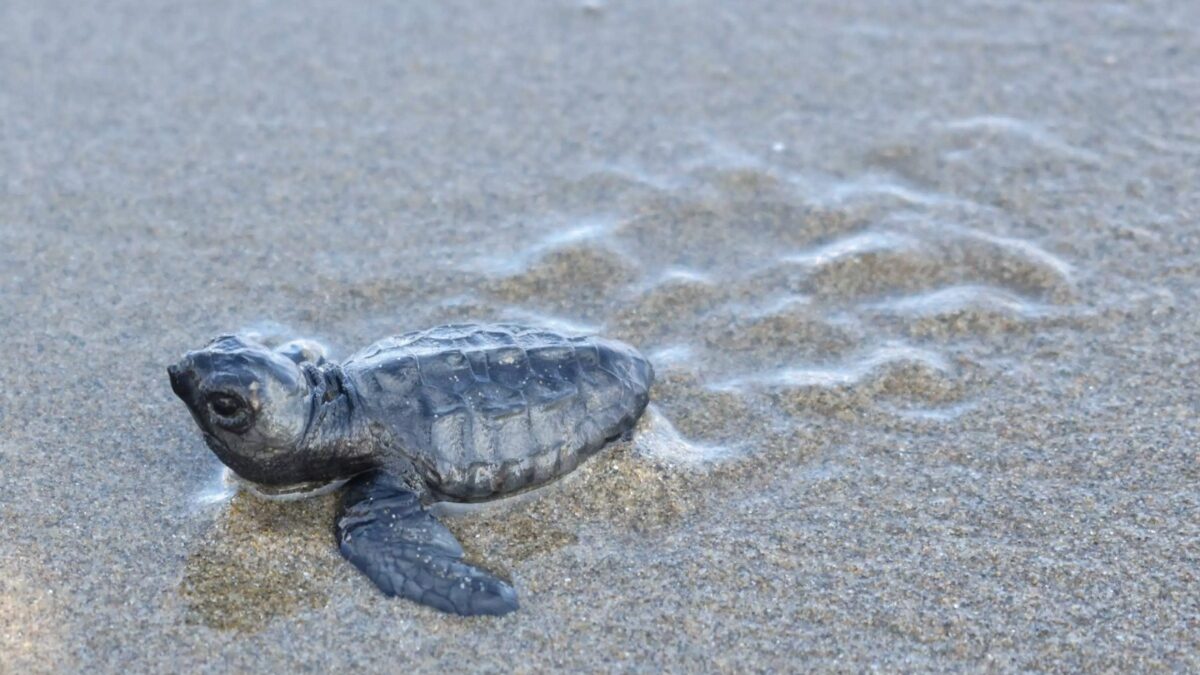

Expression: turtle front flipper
xmin=274 ymin=338 xmax=328 ymax=366
xmin=335 ymin=470 xmax=519 ymax=616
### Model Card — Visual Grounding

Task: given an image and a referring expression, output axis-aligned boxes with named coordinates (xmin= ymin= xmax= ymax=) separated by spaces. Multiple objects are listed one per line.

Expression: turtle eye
xmin=207 ymin=392 xmax=251 ymax=430
xmin=209 ymin=394 xmax=242 ymax=417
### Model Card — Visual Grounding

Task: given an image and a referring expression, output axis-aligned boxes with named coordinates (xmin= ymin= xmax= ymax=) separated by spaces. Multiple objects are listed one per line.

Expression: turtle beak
xmin=168 ymin=362 xmax=193 ymax=400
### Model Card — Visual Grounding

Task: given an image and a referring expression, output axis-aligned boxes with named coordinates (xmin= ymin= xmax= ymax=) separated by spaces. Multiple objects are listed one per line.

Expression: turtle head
xmin=168 ymin=334 xmax=319 ymax=485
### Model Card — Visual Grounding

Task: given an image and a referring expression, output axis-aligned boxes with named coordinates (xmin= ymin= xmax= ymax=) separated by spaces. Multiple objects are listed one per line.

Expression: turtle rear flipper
xmin=336 ymin=471 xmax=519 ymax=616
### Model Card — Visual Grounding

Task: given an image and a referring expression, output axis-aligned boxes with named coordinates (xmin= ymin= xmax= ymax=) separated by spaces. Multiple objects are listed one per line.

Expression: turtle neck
xmin=296 ymin=362 xmax=379 ymax=480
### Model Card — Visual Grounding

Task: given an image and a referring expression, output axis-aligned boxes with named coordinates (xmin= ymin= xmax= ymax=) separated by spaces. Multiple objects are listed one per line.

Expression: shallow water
xmin=2 ymin=0 xmax=1198 ymax=671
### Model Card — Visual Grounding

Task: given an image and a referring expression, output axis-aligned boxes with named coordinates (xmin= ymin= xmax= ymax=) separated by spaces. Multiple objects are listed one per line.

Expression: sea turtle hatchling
xmin=168 ymin=323 xmax=653 ymax=616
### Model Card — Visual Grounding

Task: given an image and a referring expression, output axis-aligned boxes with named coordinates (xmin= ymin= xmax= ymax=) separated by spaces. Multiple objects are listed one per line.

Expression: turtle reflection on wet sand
xmin=168 ymin=323 xmax=654 ymax=616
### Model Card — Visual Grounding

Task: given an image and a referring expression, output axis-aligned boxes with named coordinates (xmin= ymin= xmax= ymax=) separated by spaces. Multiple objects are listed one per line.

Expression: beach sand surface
xmin=1 ymin=0 xmax=1197 ymax=671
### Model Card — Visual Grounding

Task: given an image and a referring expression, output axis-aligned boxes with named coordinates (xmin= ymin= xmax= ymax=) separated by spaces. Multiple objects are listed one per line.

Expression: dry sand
xmin=1 ymin=0 xmax=1198 ymax=671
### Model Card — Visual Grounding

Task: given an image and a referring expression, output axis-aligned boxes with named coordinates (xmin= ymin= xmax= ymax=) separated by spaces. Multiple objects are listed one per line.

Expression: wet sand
xmin=2 ymin=0 xmax=1198 ymax=671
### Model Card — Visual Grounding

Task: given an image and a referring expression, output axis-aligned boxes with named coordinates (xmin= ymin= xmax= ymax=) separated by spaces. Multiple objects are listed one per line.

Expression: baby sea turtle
xmin=168 ymin=323 xmax=653 ymax=616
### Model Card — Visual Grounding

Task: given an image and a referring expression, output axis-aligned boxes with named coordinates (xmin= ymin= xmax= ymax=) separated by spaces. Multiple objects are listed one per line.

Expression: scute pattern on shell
xmin=345 ymin=324 xmax=654 ymax=500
